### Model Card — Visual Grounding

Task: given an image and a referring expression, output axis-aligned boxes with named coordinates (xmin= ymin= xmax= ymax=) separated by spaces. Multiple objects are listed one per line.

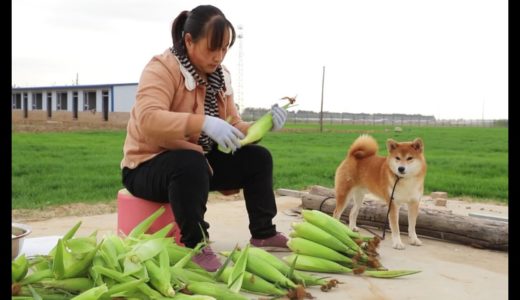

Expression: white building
xmin=12 ymin=83 xmax=137 ymax=123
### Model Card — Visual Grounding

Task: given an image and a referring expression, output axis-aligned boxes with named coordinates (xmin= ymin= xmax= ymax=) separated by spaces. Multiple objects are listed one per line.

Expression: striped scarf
xmin=171 ymin=47 xmax=225 ymax=152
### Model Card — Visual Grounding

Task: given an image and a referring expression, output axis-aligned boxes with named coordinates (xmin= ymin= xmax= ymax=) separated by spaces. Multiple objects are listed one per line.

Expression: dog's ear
xmin=412 ymin=138 xmax=424 ymax=152
xmin=386 ymin=139 xmax=398 ymax=152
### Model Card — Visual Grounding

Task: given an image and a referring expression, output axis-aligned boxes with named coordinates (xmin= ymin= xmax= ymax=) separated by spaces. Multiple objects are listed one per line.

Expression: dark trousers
xmin=122 ymin=144 xmax=277 ymax=248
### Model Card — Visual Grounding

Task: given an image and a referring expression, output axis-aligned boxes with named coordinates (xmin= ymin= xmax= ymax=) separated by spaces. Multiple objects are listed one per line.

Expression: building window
xmin=32 ymin=93 xmax=43 ymax=110
xmin=12 ymin=93 xmax=22 ymax=109
xmin=57 ymin=92 xmax=68 ymax=110
xmin=83 ymin=91 xmax=96 ymax=111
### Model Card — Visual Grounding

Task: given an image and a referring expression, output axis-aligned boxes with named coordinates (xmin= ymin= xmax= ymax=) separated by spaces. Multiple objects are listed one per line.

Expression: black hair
xmin=171 ymin=5 xmax=236 ymax=55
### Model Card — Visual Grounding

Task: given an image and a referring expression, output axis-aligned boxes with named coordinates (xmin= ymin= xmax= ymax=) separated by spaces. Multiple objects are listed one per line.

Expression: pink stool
xmin=117 ymin=188 xmax=183 ymax=245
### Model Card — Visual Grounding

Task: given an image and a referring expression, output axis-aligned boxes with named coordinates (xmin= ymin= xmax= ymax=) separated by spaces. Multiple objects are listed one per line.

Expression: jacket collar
xmin=174 ymin=55 xmax=197 ymax=91
xmin=173 ymin=54 xmax=232 ymax=96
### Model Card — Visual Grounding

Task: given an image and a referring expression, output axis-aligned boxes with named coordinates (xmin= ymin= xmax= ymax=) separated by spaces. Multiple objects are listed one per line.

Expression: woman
xmin=121 ymin=4 xmax=289 ymax=272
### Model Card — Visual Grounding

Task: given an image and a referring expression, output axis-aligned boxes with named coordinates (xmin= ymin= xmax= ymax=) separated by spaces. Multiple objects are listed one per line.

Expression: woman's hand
xmin=202 ymin=116 xmax=245 ymax=152
xmin=271 ymin=104 xmax=288 ymax=131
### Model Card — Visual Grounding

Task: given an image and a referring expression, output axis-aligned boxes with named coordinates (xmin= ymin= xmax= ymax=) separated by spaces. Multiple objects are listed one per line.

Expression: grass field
xmin=11 ymin=124 xmax=508 ymax=209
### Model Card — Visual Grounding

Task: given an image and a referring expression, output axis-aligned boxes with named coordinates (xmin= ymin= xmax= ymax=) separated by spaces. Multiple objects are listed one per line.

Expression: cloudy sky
xmin=12 ymin=0 xmax=508 ymax=120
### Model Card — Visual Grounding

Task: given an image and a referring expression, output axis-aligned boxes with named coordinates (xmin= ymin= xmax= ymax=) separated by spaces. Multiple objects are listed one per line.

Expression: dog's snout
xmin=398 ymin=166 xmax=405 ymax=174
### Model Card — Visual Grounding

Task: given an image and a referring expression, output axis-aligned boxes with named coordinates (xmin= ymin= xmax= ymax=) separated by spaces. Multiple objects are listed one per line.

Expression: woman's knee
xmin=243 ymin=145 xmax=273 ymax=170
xmin=162 ymin=150 xmax=209 ymax=180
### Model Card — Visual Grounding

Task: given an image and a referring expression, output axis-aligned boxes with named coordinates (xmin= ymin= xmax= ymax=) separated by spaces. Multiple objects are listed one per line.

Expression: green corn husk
xmin=246 ymin=247 xmax=337 ymax=289
xmin=283 ymin=253 xmax=354 ymax=274
xmin=218 ymin=266 xmax=287 ymax=296
xmin=363 ymin=269 xmax=422 ymax=278
xmin=218 ymin=96 xmax=296 ymax=153
xmin=91 ymin=265 xmax=164 ymax=299
xmin=287 ymin=237 xmax=354 ymax=266
xmin=224 ymin=249 xmax=298 ymax=289
xmin=70 ymin=284 xmax=108 ymax=300
xmin=37 ymin=277 xmax=94 ymax=293
xmin=185 ymin=282 xmax=249 ymax=300
xmin=227 ymin=243 xmax=250 ymax=293
xmin=12 ymin=254 xmax=29 ymax=283
xmin=301 ymin=209 xmax=363 ymax=253
xmin=127 ymin=206 xmax=166 ymax=239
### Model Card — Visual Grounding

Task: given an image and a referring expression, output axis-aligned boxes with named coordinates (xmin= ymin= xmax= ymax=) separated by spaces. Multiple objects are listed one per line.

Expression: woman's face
xmin=185 ymin=27 xmax=231 ymax=75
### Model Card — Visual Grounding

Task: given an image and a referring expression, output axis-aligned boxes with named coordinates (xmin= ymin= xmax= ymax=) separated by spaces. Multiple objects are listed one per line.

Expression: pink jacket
xmin=121 ymin=48 xmax=251 ymax=173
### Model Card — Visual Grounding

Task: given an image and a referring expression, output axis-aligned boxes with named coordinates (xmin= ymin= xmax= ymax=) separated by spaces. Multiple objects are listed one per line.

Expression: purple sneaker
xmin=192 ymin=246 xmax=222 ymax=272
xmin=250 ymin=232 xmax=289 ymax=251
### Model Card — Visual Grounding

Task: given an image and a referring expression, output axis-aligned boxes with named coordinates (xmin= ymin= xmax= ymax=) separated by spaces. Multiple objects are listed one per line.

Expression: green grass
xmin=12 ymin=124 xmax=508 ymax=209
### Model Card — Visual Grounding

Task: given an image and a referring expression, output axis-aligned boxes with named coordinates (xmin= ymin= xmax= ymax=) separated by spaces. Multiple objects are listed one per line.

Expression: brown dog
xmin=333 ymin=134 xmax=427 ymax=249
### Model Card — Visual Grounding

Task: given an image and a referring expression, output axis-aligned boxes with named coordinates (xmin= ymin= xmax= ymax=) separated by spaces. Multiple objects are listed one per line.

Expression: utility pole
xmin=320 ymin=66 xmax=325 ymax=132
xmin=482 ymin=98 xmax=485 ymax=121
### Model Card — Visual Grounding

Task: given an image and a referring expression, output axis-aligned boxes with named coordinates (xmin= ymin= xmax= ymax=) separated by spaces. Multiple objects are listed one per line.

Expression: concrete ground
xmin=20 ymin=196 xmax=508 ymax=300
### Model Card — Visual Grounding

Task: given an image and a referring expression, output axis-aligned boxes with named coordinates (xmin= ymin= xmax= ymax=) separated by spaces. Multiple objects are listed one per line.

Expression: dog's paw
xmin=392 ymin=241 xmax=406 ymax=250
xmin=409 ymin=237 xmax=423 ymax=246
xmin=349 ymin=225 xmax=359 ymax=232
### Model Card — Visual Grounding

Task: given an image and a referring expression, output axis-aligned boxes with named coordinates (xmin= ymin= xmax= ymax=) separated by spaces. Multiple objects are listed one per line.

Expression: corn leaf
xmin=227 ymin=243 xmax=249 ymax=293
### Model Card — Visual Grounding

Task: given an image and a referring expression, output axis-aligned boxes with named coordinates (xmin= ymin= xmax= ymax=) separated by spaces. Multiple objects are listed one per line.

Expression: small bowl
xmin=12 ymin=223 xmax=32 ymax=260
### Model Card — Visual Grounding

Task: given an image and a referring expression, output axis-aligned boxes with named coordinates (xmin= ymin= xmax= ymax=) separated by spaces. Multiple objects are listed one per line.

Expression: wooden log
xmin=302 ymin=185 xmax=508 ymax=251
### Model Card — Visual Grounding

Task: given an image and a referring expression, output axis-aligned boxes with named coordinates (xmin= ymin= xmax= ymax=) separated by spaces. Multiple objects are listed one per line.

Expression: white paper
xmin=19 ymin=236 xmax=62 ymax=257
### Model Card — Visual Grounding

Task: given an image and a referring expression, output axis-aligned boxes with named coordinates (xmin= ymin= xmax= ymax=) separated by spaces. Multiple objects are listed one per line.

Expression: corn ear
xmin=19 ymin=269 xmax=53 ymax=285
xmin=12 ymin=254 xmax=29 ymax=283
xmin=70 ymin=283 xmax=108 ymax=300
xmin=92 ymin=265 xmax=164 ymax=299
xmin=218 ymin=96 xmax=296 ymax=153
xmin=224 ymin=249 xmax=298 ymax=289
xmin=283 ymin=253 xmax=354 ymax=274
xmin=185 ymin=282 xmax=249 ymax=300
xmin=301 ymin=209 xmax=363 ymax=253
xmin=219 ymin=266 xmax=288 ymax=296
xmin=291 ymin=221 xmax=351 ymax=254
xmin=38 ymin=277 xmax=94 ymax=293
xmin=104 ymin=278 xmax=146 ymax=298
xmin=287 ymin=237 xmax=354 ymax=266
xmin=247 ymin=247 xmax=332 ymax=287
xmin=144 ymin=247 xmax=175 ymax=297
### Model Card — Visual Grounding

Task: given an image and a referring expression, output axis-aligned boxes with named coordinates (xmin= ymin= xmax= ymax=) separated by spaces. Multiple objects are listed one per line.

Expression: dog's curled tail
xmin=348 ymin=134 xmax=378 ymax=159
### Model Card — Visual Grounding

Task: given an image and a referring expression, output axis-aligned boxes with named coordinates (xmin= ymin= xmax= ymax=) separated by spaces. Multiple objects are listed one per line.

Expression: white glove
xmin=202 ymin=116 xmax=245 ymax=152
xmin=271 ymin=104 xmax=288 ymax=131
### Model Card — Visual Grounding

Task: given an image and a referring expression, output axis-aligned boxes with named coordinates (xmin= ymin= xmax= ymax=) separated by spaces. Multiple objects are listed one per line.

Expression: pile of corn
xmin=11 ymin=206 xmax=337 ymax=300
xmin=283 ymin=209 xmax=421 ymax=278
xmin=11 ymin=207 xmax=420 ymax=299
xmin=11 ymin=206 xmax=252 ymax=299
